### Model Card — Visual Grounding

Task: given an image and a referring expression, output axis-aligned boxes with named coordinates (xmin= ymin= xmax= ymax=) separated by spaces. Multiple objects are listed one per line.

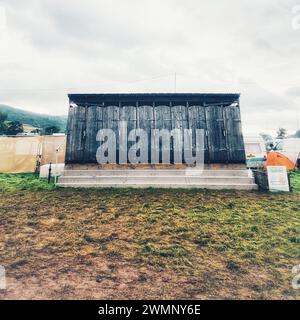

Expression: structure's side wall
xmin=206 ymin=105 xmax=226 ymax=163
xmin=66 ymin=99 xmax=246 ymax=164
xmin=225 ymin=104 xmax=245 ymax=163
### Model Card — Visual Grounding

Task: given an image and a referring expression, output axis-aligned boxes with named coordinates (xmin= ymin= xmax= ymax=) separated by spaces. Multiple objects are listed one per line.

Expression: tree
xmin=276 ymin=128 xmax=287 ymax=139
xmin=0 ymin=111 xmax=8 ymax=134
xmin=0 ymin=122 xmax=7 ymax=135
xmin=44 ymin=125 xmax=60 ymax=135
xmin=259 ymin=133 xmax=272 ymax=142
xmin=31 ymin=128 xmax=41 ymax=135
xmin=0 ymin=111 xmax=7 ymax=122
xmin=260 ymin=132 xmax=274 ymax=150
xmin=6 ymin=121 xmax=24 ymax=136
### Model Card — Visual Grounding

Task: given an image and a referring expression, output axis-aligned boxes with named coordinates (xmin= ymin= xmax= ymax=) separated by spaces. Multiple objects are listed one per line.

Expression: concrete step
xmin=57 ymin=169 xmax=257 ymax=190
xmin=57 ymin=182 xmax=258 ymax=190
xmin=58 ymin=175 xmax=255 ymax=184
xmin=61 ymin=169 xmax=250 ymax=177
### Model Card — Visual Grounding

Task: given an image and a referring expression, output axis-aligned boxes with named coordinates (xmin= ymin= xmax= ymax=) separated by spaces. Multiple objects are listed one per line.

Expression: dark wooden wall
xmin=66 ymin=96 xmax=246 ymax=164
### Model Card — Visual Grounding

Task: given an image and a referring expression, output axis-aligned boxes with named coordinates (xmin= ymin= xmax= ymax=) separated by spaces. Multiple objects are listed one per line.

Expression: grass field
xmin=0 ymin=171 xmax=299 ymax=299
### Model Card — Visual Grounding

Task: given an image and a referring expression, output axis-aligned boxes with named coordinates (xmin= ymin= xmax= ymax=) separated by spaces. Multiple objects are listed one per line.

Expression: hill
xmin=0 ymin=104 xmax=67 ymax=132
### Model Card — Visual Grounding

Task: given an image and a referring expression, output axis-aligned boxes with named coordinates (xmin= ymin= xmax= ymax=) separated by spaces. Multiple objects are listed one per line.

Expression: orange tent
xmin=266 ymin=151 xmax=296 ymax=170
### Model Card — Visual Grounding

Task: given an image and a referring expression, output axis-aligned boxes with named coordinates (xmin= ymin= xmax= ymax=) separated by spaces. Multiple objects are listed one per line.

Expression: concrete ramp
xmin=57 ymin=169 xmax=257 ymax=190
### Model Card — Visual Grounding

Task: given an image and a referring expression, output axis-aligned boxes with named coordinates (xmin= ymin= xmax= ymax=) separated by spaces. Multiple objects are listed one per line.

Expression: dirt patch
xmin=0 ymin=188 xmax=300 ymax=299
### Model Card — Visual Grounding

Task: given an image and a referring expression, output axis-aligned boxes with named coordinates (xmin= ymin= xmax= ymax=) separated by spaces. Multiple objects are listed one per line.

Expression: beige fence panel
xmin=0 ymin=136 xmax=66 ymax=173
xmin=40 ymin=136 xmax=66 ymax=166
xmin=0 ymin=137 xmax=43 ymax=173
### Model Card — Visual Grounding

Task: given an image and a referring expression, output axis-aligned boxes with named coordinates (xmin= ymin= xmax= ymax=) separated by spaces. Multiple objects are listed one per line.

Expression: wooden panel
xmin=155 ymin=105 xmax=171 ymax=130
xmin=224 ymin=104 xmax=246 ymax=163
xmin=138 ymin=105 xmax=154 ymax=130
xmin=138 ymin=105 xmax=154 ymax=162
xmin=103 ymin=105 xmax=119 ymax=159
xmin=154 ymin=105 xmax=171 ymax=163
xmin=84 ymin=105 xmax=103 ymax=163
xmin=171 ymin=105 xmax=187 ymax=163
xmin=103 ymin=105 xmax=119 ymax=130
xmin=206 ymin=106 xmax=228 ymax=163
xmin=188 ymin=105 xmax=209 ymax=162
xmin=66 ymin=105 xmax=86 ymax=163
xmin=85 ymin=105 xmax=96 ymax=162
xmin=120 ymin=105 xmax=137 ymax=162
xmin=65 ymin=105 xmax=75 ymax=163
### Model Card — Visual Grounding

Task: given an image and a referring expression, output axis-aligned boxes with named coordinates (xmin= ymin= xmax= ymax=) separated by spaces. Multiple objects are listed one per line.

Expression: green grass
xmin=0 ymin=172 xmax=300 ymax=299
xmin=291 ymin=170 xmax=300 ymax=192
xmin=0 ymin=173 xmax=55 ymax=191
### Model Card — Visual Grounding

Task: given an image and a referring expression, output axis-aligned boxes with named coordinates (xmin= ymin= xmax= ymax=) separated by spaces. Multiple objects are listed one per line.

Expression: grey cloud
xmin=0 ymin=0 xmax=300 ymax=135
xmin=239 ymin=80 xmax=296 ymax=111
xmin=285 ymin=86 xmax=300 ymax=97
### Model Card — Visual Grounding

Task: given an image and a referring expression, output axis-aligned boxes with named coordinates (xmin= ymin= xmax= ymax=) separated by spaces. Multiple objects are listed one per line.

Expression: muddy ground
xmin=0 ymin=187 xmax=300 ymax=299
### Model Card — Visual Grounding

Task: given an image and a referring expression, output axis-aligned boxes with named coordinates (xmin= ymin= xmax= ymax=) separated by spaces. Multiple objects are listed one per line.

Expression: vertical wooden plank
xmin=102 ymin=105 xmax=119 ymax=163
xmin=85 ymin=105 xmax=96 ymax=162
xmin=224 ymin=104 xmax=246 ymax=163
xmin=120 ymin=105 xmax=137 ymax=163
xmin=65 ymin=103 xmax=75 ymax=163
xmin=171 ymin=105 xmax=188 ymax=129
xmin=206 ymin=105 xmax=228 ymax=163
xmin=154 ymin=105 xmax=172 ymax=131
xmin=155 ymin=104 xmax=171 ymax=163
xmin=188 ymin=104 xmax=209 ymax=162
xmin=103 ymin=105 xmax=119 ymax=130
xmin=138 ymin=105 xmax=154 ymax=163
xmin=199 ymin=105 xmax=209 ymax=163
xmin=84 ymin=104 xmax=104 ymax=163
xmin=78 ymin=105 xmax=86 ymax=163
xmin=67 ymin=105 xmax=86 ymax=163
xmin=171 ymin=105 xmax=186 ymax=163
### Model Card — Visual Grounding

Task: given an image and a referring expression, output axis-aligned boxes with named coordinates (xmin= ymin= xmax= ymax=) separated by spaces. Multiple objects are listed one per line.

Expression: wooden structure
xmin=66 ymin=93 xmax=246 ymax=166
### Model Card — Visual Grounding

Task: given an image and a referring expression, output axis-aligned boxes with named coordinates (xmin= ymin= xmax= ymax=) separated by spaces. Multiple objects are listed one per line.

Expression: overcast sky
xmin=0 ymin=0 xmax=300 ymax=135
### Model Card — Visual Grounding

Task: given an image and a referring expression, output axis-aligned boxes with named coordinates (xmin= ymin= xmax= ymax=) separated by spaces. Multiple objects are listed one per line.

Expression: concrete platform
xmin=57 ymin=169 xmax=258 ymax=190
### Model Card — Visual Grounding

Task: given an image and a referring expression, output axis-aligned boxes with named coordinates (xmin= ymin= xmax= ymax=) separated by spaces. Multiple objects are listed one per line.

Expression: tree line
xmin=0 ymin=111 xmax=61 ymax=136
xmin=260 ymin=128 xmax=300 ymax=141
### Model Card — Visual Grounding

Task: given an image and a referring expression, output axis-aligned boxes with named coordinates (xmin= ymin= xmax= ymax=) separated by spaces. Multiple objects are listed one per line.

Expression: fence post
xmin=48 ymin=162 xmax=52 ymax=184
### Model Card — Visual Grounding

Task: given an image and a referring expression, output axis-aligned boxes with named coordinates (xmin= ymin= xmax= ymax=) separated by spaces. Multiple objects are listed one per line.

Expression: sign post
xmin=267 ymin=166 xmax=290 ymax=192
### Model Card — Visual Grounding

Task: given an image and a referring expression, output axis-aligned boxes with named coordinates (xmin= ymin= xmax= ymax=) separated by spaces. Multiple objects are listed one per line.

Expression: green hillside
xmin=0 ymin=104 xmax=67 ymax=132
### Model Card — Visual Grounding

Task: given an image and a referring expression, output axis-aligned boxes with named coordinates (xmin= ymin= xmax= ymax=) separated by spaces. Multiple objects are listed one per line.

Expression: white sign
xmin=267 ymin=166 xmax=290 ymax=192
xmin=0 ymin=265 xmax=6 ymax=290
